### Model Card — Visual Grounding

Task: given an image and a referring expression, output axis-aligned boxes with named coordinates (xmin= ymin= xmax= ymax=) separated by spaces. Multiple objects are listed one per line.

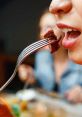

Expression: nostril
xmin=49 ymin=8 xmax=64 ymax=15
xmin=49 ymin=0 xmax=72 ymax=15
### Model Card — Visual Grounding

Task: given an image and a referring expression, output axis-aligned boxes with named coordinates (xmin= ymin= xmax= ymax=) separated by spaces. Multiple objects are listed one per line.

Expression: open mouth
xmin=62 ymin=29 xmax=81 ymax=39
xmin=57 ymin=23 xmax=81 ymax=48
xmin=57 ymin=23 xmax=81 ymax=39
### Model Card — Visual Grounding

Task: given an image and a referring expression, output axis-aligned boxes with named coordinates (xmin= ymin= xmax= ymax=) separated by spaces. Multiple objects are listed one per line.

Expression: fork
xmin=0 ymin=38 xmax=56 ymax=92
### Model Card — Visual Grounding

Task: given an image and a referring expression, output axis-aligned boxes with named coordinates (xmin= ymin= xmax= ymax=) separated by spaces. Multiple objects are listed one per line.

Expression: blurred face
xmin=40 ymin=11 xmax=63 ymax=51
xmin=39 ymin=12 xmax=62 ymax=39
xmin=39 ymin=12 xmax=56 ymax=32
xmin=49 ymin=0 xmax=82 ymax=64
xmin=39 ymin=12 xmax=56 ymax=50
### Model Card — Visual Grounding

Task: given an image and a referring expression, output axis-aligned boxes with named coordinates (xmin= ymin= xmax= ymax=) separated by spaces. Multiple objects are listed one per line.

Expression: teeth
xmin=68 ymin=29 xmax=73 ymax=32
xmin=61 ymin=28 xmax=73 ymax=33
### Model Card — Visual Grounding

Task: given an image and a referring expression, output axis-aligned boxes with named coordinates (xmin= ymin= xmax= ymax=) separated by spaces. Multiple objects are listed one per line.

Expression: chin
xmin=72 ymin=58 xmax=82 ymax=65
xmin=68 ymin=51 xmax=82 ymax=65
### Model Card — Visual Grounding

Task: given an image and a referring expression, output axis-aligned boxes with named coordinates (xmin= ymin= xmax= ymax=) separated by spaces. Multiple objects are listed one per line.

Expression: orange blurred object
xmin=0 ymin=98 xmax=14 ymax=117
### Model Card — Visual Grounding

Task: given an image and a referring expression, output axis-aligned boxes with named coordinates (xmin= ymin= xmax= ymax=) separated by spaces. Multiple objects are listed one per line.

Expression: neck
xmin=54 ymin=48 xmax=68 ymax=62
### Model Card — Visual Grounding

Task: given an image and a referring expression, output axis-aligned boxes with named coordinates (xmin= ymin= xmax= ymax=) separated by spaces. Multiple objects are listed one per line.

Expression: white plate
xmin=16 ymin=89 xmax=38 ymax=101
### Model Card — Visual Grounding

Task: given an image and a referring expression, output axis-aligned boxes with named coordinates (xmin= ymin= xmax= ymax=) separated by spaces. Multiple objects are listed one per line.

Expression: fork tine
xmin=18 ymin=38 xmax=54 ymax=65
xmin=18 ymin=39 xmax=49 ymax=64
xmin=18 ymin=39 xmax=48 ymax=60
xmin=20 ymin=39 xmax=48 ymax=55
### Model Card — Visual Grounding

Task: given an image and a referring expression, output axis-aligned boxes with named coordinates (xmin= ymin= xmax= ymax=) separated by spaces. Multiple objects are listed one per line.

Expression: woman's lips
xmin=62 ymin=32 xmax=79 ymax=48
xmin=62 ymin=30 xmax=81 ymax=48
xmin=57 ymin=23 xmax=81 ymax=48
xmin=57 ymin=23 xmax=80 ymax=31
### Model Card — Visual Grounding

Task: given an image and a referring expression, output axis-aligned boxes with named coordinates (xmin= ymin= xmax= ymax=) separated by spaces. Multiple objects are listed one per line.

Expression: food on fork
xmin=42 ymin=29 xmax=63 ymax=53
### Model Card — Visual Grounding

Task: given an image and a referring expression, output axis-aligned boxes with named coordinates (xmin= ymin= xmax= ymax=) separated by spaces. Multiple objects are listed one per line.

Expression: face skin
xmin=45 ymin=0 xmax=82 ymax=64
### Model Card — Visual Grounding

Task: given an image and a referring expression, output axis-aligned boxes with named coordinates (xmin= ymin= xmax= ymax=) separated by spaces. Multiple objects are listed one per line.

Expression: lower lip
xmin=62 ymin=33 xmax=79 ymax=48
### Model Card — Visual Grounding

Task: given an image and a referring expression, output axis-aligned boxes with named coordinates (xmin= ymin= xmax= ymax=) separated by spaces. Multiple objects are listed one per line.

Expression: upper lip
xmin=56 ymin=23 xmax=81 ymax=32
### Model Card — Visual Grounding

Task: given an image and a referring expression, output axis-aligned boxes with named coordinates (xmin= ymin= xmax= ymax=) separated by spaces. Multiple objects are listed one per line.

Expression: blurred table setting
xmin=0 ymin=88 xmax=82 ymax=117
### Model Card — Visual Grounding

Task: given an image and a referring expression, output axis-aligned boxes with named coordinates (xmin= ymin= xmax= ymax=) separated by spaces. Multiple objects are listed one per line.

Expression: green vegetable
xmin=12 ymin=104 xmax=20 ymax=117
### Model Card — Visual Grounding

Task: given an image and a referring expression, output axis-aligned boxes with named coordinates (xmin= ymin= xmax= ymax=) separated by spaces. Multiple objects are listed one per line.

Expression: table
xmin=1 ymin=89 xmax=82 ymax=117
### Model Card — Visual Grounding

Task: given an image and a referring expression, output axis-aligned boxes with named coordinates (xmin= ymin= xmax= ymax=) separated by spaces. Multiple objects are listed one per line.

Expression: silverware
xmin=0 ymin=38 xmax=56 ymax=92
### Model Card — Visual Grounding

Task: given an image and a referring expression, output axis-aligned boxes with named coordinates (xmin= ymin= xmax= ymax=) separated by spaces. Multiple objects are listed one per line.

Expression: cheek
xmin=67 ymin=34 xmax=82 ymax=64
xmin=68 ymin=46 xmax=82 ymax=65
xmin=77 ymin=7 xmax=82 ymax=18
xmin=73 ymin=0 xmax=82 ymax=17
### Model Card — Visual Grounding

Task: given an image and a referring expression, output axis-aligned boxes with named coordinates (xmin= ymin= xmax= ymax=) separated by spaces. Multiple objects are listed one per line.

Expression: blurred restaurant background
xmin=0 ymin=0 xmax=50 ymax=91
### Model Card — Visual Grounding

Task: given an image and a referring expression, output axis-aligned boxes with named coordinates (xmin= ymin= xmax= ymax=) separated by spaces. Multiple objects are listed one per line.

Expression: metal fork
xmin=0 ymin=38 xmax=55 ymax=92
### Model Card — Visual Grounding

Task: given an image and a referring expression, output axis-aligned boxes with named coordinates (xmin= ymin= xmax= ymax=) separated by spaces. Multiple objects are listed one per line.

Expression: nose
xmin=49 ymin=0 xmax=72 ymax=14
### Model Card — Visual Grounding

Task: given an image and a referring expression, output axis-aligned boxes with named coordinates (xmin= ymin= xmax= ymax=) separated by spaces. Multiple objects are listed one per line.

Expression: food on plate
xmin=0 ymin=98 xmax=14 ymax=117
xmin=11 ymin=104 xmax=20 ymax=117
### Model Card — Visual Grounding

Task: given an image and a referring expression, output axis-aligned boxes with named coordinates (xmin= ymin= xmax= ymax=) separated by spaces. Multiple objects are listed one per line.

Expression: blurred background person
xmin=18 ymin=9 xmax=82 ymax=103
xmin=18 ymin=64 xmax=35 ymax=88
